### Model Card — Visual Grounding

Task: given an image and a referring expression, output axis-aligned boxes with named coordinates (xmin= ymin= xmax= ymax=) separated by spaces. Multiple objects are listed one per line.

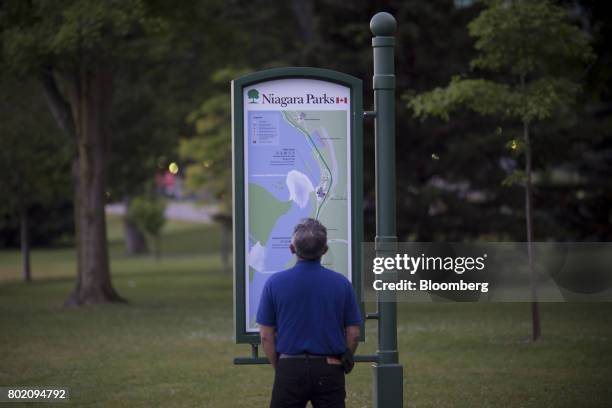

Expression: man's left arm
xmin=259 ymin=325 xmax=278 ymax=368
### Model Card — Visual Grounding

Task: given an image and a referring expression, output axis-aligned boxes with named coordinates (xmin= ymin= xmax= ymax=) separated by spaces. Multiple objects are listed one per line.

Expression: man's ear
xmin=322 ymin=245 xmax=329 ymax=255
xmin=289 ymin=243 xmax=296 ymax=254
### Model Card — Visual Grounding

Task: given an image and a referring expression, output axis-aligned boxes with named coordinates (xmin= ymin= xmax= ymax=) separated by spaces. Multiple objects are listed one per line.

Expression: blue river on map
xmin=247 ymin=111 xmax=323 ymax=323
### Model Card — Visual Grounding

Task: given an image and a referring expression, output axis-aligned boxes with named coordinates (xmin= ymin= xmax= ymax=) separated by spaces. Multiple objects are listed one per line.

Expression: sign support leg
xmin=370 ymin=12 xmax=404 ymax=408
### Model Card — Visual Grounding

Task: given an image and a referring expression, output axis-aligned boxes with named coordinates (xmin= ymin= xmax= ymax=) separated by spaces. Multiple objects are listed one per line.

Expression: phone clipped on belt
xmin=341 ymin=348 xmax=354 ymax=374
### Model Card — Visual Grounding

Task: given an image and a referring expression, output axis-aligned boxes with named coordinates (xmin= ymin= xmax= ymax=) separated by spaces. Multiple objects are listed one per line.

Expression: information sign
xmin=232 ymin=68 xmax=363 ymax=343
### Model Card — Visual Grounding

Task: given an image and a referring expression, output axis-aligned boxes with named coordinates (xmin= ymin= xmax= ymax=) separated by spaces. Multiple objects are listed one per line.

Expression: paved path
xmin=106 ymin=201 xmax=217 ymax=224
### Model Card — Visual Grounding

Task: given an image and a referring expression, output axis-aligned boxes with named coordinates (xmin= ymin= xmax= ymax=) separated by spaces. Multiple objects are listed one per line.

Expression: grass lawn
xmin=1 ymin=215 xmax=611 ymax=407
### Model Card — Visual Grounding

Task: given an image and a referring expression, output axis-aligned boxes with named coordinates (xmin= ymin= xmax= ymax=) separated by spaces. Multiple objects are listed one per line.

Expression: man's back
xmin=256 ymin=218 xmax=361 ymax=408
xmin=257 ymin=259 xmax=361 ymax=356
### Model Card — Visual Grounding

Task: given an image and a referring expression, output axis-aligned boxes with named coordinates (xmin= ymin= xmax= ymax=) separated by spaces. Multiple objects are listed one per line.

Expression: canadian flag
xmin=336 ymin=96 xmax=348 ymax=104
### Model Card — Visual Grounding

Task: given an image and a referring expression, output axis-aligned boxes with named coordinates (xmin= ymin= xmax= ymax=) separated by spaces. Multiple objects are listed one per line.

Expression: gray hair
xmin=292 ymin=218 xmax=327 ymax=260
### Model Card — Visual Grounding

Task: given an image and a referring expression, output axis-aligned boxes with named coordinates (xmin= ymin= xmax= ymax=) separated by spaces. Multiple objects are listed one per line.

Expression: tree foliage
xmin=0 ymin=77 xmax=70 ymax=217
xmin=1 ymin=0 xmax=166 ymax=73
xmin=126 ymin=196 xmax=166 ymax=239
xmin=180 ymin=68 xmax=249 ymax=213
xmin=410 ymin=76 xmax=582 ymax=123
xmin=126 ymin=195 xmax=166 ymax=258
xmin=409 ymin=0 xmax=593 ymax=125
xmin=1 ymin=0 xmax=610 ymax=275
xmin=0 ymin=76 xmax=72 ymax=252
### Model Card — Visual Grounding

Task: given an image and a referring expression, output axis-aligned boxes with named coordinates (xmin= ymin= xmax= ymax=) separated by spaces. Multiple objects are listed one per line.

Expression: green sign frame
xmin=232 ymin=67 xmax=364 ymax=345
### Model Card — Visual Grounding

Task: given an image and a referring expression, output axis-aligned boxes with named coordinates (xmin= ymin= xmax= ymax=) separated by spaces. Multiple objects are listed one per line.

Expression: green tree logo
xmin=247 ymin=89 xmax=259 ymax=103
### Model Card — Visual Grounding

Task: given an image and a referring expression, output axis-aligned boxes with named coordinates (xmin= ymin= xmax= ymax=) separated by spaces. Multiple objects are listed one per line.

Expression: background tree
xmin=0 ymin=76 xmax=71 ymax=281
xmin=106 ymin=0 xmax=234 ymax=256
xmin=408 ymin=0 xmax=593 ymax=340
xmin=0 ymin=0 xmax=167 ymax=304
xmin=126 ymin=196 xmax=166 ymax=260
xmin=180 ymin=69 xmax=248 ymax=272
xmin=2 ymin=0 xmax=608 ymax=301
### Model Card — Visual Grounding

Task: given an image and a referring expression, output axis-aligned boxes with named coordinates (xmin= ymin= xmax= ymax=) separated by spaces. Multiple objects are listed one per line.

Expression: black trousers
xmin=270 ymin=357 xmax=346 ymax=408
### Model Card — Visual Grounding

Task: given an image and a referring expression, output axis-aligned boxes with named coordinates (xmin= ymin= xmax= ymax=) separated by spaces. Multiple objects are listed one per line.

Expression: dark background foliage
xmin=1 ymin=0 xmax=610 ymax=247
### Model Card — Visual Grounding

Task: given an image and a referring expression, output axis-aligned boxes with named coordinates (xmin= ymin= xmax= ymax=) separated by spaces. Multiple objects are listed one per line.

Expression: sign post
xmin=370 ymin=12 xmax=404 ymax=408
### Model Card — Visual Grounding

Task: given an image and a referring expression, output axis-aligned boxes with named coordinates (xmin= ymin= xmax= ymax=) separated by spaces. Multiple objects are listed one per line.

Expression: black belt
xmin=279 ymin=353 xmax=330 ymax=359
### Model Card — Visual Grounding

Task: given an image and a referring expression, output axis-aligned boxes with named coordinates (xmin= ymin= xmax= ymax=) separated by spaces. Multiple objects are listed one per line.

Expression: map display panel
xmin=243 ymin=79 xmax=352 ymax=332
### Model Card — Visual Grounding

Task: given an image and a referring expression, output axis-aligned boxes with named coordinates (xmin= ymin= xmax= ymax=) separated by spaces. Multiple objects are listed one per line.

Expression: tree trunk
xmin=524 ymin=119 xmax=541 ymax=341
xmin=221 ymin=223 xmax=230 ymax=273
xmin=154 ymin=235 xmax=161 ymax=261
xmin=20 ymin=207 xmax=31 ymax=282
xmin=292 ymin=0 xmax=315 ymax=43
xmin=214 ymin=213 xmax=232 ymax=273
xmin=124 ymin=217 xmax=149 ymax=254
xmin=58 ymin=62 xmax=124 ymax=306
xmin=292 ymin=0 xmax=316 ymax=63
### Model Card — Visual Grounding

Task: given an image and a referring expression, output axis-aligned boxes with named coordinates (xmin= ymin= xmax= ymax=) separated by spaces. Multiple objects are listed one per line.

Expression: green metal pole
xmin=371 ymin=12 xmax=403 ymax=408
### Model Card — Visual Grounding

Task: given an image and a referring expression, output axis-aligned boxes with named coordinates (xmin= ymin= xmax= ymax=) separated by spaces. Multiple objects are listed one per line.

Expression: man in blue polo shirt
xmin=257 ymin=218 xmax=362 ymax=408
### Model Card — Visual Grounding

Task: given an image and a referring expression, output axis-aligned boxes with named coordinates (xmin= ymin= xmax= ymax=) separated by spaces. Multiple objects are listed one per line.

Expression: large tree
xmin=0 ymin=0 xmax=166 ymax=304
xmin=408 ymin=0 xmax=593 ymax=340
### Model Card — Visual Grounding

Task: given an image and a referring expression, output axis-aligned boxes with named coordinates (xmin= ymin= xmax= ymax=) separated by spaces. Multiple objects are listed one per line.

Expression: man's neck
xmin=297 ymin=257 xmax=320 ymax=263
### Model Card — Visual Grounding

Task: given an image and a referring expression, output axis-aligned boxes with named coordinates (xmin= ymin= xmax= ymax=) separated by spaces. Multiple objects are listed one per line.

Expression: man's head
xmin=290 ymin=218 xmax=328 ymax=260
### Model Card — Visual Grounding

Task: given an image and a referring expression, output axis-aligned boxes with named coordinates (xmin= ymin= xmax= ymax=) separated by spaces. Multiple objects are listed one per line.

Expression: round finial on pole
xmin=370 ymin=12 xmax=397 ymax=36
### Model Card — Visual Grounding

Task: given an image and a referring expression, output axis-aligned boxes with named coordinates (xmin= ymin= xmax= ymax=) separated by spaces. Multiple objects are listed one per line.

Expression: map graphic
xmin=245 ymin=109 xmax=350 ymax=331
